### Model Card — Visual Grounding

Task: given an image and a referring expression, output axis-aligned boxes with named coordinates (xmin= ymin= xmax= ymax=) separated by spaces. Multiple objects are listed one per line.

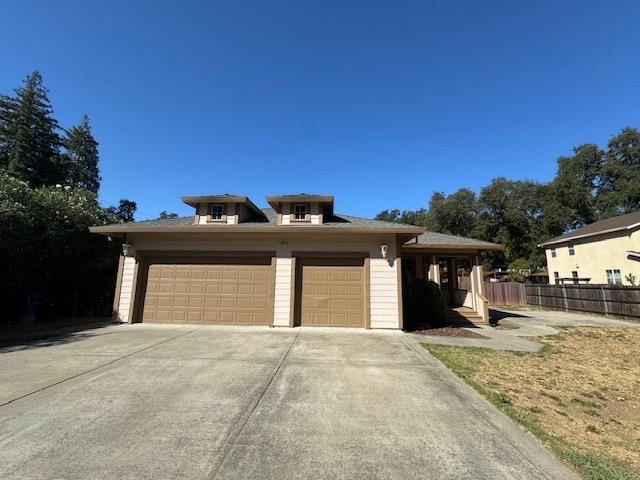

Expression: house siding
xmin=369 ymin=240 xmax=399 ymax=328
xmin=545 ymin=228 xmax=640 ymax=285
xmin=273 ymin=256 xmax=293 ymax=326
xmin=115 ymin=256 xmax=136 ymax=323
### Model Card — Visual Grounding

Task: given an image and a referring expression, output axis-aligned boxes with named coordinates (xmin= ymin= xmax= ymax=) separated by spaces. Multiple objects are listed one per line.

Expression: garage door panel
xmin=221 ymin=284 xmax=236 ymax=294
xmin=300 ymin=259 xmax=366 ymax=328
xmin=160 ymin=269 xmax=175 ymax=279
xmin=189 ymin=269 xmax=205 ymax=280
xmin=254 ymin=284 xmax=269 ymax=295
xmin=253 ymin=298 xmax=268 ymax=309
xmin=313 ymin=285 xmax=329 ymax=296
xmin=174 ymin=283 xmax=189 ymax=294
xmin=206 ymin=270 xmax=222 ymax=280
xmin=237 ymin=298 xmax=252 ymax=309
xmin=347 ymin=285 xmax=362 ymax=296
xmin=142 ymin=260 xmax=273 ymax=325
xmin=203 ymin=311 xmax=220 ymax=323
xmin=188 ymin=296 xmax=203 ymax=308
xmin=348 ymin=299 xmax=363 ymax=309
xmin=205 ymin=284 xmax=222 ymax=294
xmin=186 ymin=310 xmax=203 ymax=323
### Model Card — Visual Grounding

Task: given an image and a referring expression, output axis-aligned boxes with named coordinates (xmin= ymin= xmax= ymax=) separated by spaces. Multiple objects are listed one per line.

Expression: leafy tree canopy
xmin=375 ymin=126 xmax=640 ymax=270
xmin=107 ymin=199 xmax=137 ymax=223
xmin=0 ymin=172 xmax=119 ymax=298
xmin=159 ymin=211 xmax=179 ymax=219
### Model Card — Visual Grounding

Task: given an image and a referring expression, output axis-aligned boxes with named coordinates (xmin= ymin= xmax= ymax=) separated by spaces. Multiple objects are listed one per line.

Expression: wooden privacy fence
xmin=458 ymin=278 xmax=527 ymax=306
xmin=525 ymin=284 xmax=640 ymax=320
xmin=484 ymin=282 xmax=527 ymax=306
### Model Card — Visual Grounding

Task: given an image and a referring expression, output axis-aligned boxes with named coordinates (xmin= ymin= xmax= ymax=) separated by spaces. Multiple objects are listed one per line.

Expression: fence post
xmin=601 ymin=286 xmax=609 ymax=317
xmin=537 ymin=285 xmax=541 ymax=307
xmin=562 ymin=285 xmax=568 ymax=311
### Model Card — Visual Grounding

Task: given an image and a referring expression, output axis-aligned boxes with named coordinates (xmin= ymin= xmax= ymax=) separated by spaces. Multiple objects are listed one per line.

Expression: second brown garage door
xmin=140 ymin=258 xmax=274 ymax=325
xmin=298 ymin=257 xmax=367 ymax=327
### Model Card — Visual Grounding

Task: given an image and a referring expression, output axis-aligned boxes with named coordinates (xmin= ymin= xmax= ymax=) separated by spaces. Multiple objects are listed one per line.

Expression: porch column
xmin=470 ymin=263 xmax=489 ymax=323
xmin=428 ymin=262 xmax=440 ymax=285
xmin=472 ymin=264 xmax=485 ymax=296
xmin=273 ymin=242 xmax=294 ymax=327
xmin=447 ymin=258 xmax=457 ymax=305
xmin=470 ymin=264 xmax=479 ymax=311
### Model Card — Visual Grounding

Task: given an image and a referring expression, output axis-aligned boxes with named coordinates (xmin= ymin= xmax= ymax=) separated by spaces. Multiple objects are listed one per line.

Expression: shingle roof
xmin=406 ymin=231 xmax=503 ymax=250
xmin=268 ymin=193 xmax=329 ymax=198
xmin=540 ymin=211 xmax=640 ymax=247
xmin=90 ymin=208 xmax=423 ymax=234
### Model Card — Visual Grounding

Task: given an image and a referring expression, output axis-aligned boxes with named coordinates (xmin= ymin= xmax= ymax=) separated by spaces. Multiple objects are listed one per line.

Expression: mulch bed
xmin=410 ymin=326 xmax=489 ymax=339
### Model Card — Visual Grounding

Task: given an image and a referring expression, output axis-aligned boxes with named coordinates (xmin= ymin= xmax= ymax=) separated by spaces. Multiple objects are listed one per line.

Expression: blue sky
xmin=1 ymin=1 xmax=639 ymax=220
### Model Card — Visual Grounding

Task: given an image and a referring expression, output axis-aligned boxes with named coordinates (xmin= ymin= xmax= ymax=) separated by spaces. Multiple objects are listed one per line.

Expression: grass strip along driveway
xmin=423 ymin=327 xmax=640 ymax=480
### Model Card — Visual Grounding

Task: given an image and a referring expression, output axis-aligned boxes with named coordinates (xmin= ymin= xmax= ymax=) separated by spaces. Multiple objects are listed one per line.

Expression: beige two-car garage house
xmin=91 ymin=194 xmax=501 ymax=328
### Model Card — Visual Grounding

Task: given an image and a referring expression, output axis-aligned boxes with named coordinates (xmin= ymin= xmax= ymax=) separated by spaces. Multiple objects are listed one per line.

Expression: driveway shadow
xmin=0 ymin=318 xmax=116 ymax=352
xmin=490 ymin=309 xmax=532 ymax=323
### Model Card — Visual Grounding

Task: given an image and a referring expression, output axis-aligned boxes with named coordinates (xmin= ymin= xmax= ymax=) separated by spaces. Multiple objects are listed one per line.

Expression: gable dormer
xmin=181 ymin=195 xmax=262 ymax=225
xmin=266 ymin=194 xmax=334 ymax=225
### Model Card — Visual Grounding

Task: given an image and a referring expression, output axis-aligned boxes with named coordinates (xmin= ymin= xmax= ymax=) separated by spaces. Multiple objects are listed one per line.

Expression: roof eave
xmin=89 ymin=225 xmax=424 ymax=236
xmin=403 ymin=243 xmax=504 ymax=252
xmin=180 ymin=195 xmax=263 ymax=216
xmin=539 ymin=224 xmax=635 ymax=247
xmin=265 ymin=195 xmax=334 ymax=209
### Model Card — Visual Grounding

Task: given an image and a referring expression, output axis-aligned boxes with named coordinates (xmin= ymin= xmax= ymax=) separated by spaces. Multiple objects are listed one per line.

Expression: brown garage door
xmin=299 ymin=257 xmax=366 ymax=327
xmin=140 ymin=258 xmax=273 ymax=325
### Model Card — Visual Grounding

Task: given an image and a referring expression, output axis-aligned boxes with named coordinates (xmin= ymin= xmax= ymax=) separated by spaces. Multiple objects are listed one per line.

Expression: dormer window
xmin=210 ymin=204 xmax=224 ymax=221
xmin=294 ymin=204 xmax=308 ymax=220
xmin=265 ymin=194 xmax=334 ymax=225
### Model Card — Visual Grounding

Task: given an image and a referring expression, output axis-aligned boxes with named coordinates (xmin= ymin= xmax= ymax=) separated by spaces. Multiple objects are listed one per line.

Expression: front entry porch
xmin=400 ymin=250 xmax=491 ymax=325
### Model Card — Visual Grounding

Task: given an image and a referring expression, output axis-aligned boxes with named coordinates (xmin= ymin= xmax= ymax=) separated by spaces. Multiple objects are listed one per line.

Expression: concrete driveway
xmin=0 ymin=324 xmax=576 ymax=480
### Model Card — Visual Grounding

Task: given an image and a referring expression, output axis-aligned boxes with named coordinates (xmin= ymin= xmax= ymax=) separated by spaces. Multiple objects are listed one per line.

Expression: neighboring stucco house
xmin=90 ymin=194 xmax=502 ymax=328
xmin=540 ymin=211 xmax=640 ymax=285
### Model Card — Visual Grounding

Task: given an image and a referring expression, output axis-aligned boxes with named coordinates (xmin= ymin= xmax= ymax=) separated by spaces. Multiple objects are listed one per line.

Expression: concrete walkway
xmin=0 ymin=323 xmax=577 ymax=480
xmin=412 ymin=308 xmax=639 ymax=352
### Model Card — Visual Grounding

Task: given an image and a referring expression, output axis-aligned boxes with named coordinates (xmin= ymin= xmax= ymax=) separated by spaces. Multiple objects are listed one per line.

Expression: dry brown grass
xmin=424 ymin=327 xmax=640 ymax=479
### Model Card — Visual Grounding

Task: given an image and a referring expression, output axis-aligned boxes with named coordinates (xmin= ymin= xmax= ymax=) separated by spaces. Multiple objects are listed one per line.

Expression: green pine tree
xmin=0 ymin=71 xmax=62 ymax=186
xmin=62 ymin=114 xmax=100 ymax=193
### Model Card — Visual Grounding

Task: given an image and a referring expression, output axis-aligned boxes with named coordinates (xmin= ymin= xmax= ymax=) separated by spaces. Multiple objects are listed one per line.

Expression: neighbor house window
xmin=606 ymin=269 xmax=622 ymax=285
xmin=568 ymin=244 xmax=575 ymax=256
xmin=571 ymin=271 xmax=579 ymax=285
xmin=553 ymin=272 xmax=560 ymax=285
xmin=294 ymin=204 xmax=308 ymax=220
xmin=210 ymin=204 xmax=224 ymax=220
xmin=551 ymin=248 xmax=556 ymax=258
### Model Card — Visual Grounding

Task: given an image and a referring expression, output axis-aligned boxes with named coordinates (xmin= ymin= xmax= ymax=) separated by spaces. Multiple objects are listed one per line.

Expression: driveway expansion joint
xmin=206 ymin=328 xmax=301 ymax=480
xmin=0 ymin=325 xmax=205 ymax=408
